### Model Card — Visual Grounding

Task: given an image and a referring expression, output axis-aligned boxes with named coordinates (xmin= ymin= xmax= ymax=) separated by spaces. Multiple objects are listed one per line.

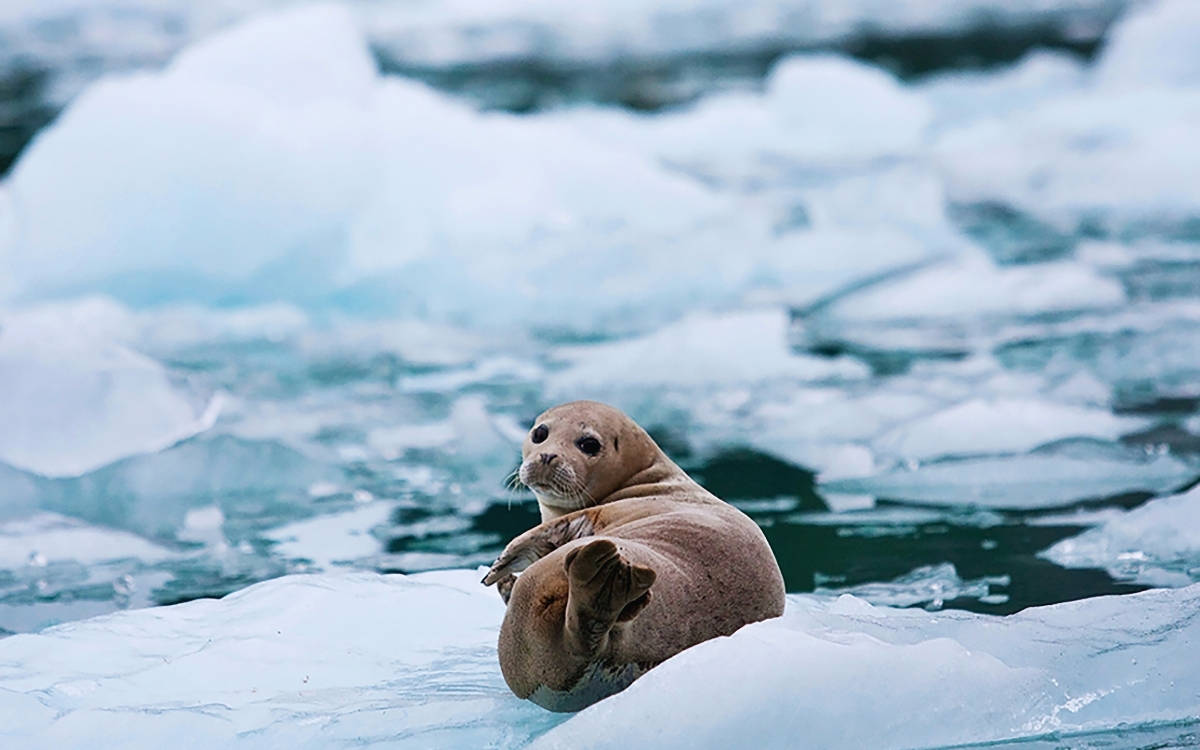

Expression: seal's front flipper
xmin=482 ymin=512 xmax=597 ymax=588
xmin=563 ymin=539 xmax=656 ymax=655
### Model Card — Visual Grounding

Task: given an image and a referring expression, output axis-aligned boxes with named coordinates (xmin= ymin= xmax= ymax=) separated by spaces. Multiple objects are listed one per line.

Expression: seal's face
xmin=518 ymin=401 xmax=642 ymax=512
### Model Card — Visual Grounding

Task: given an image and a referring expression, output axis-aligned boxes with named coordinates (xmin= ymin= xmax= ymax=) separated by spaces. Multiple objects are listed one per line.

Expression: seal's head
xmin=518 ymin=401 xmax=658 ymax=516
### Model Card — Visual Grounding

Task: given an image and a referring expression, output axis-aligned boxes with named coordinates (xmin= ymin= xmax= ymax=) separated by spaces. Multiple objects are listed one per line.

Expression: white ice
xmin=0 ymin=303 xmax=219 ymax=477
xmin=822 ymin=445 xmax=1198 ymax=510
xmin=2 ymin=4 xmax=779 ymax=333
xmin=1 ymin=568 xmax=1196 ymax=749
xmin=0 ymin=512 xmax=175 ymax=569
xmin=932 ymin=0 xmax=1200 ymax=237
xmin=550 ymin=309 xmax=867 ymax=394
xmin=1043 ymin=483 xmax=1200 ymax=587
xmin=874 ymin=397 xmax=1146 ymax=460
xmin=264 ymin=503 xmax=394 ymax=570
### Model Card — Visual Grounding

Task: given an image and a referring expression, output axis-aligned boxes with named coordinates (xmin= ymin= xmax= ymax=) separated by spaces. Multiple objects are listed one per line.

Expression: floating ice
xmin=6 ymin=568 xmax=1190 ymax=748
xmin=933 ymin=0 xmax=1200 ymax=239
xmin=0 ymin=570 xmax=563 ymax=746
xmin=537 ymin=583 xmax=1200 ymax=749
xmin=1095 ymin=0 xmax=1200 ymax=88
xmin=1042 ymin=483 xmax=1200 ymax=587
xmin=550 ymin=56 xmax=931 ymax=188
xmin=551 ymin=309 xmax=868 ymax=394
xmin=3 ymin=5 xmax=777 ymax=332
xmin=800 ymin=255 xmax=1126 ymax=354
xmin=874 ymin=397 xmax=1145 ymax=460
xmin=814 ymin=562 xmax=1009 ymax=609
xmin=264 ymin=503 xmax=394 ymax=570
xmin=363 ymin=0 xmax=1127 ymax=71
xmin=822 ymin=443 xmax=1198 ymax=510
xmin=0 ymin=305 xmax=219 ymax=477
xmin=0 ymin=512 xmax=174 ymax=569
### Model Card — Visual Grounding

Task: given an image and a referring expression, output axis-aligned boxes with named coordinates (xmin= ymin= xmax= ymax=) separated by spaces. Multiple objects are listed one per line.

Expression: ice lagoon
xmin=1 ymin=1 xmax=1199 ymax=747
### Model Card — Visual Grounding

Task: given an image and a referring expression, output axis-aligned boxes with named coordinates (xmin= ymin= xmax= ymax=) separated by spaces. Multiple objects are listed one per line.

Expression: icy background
xmin=1 ymin=0 xmax=1199 ymax=747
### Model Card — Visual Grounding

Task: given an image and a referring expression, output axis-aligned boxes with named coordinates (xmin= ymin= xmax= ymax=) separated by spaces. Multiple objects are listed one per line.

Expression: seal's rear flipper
xmin=563 ymin=539 xmax=656 ymax=654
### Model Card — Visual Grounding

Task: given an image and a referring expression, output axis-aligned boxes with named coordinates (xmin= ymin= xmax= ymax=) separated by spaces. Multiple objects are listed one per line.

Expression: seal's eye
xmin=531 ymin=424 xmax=549 ymax=444
xmin=576 ymin=436 xmax=602 ymax=456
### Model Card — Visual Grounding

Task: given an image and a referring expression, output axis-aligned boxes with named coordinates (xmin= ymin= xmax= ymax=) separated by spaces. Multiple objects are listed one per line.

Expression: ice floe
xmin=1043 ymin=483 xmax=1200 ymax=586
xmin=1 ymin=567 xmax=1195 ymax=749
xmin=0 ymin=305 xmax=219 ymax=477
xmin=822 ymin=442 xmax=1198 ymax=510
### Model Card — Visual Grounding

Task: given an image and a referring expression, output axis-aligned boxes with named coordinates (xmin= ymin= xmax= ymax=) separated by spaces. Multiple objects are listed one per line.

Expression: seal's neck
xmin=595 ymin=455 xmax=707 ymax=505
xmin=537 ymin=502 xmax=570 ymax=523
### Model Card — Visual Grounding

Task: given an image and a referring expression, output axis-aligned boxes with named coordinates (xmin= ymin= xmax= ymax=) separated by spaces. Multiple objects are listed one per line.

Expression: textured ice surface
xmin=0 ymin=303 xmax=219 ymax=477
xmin=536 ymin=582 xmax=1200 ymax=750
xmin=2 ymin=568 xmax=1195 ymax=749
xmin=1043 ymin=484 xmax=1200 ymax=586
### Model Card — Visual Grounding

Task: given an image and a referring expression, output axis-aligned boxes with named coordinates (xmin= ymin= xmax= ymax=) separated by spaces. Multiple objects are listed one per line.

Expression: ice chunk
xmin=550 ymin=55 xmax=931 ymax=183
xmin=822 ymin=443 xmax=1198 ymax=510
xmin=4 ymin=5 xmax=381 ymax=304
xmin=1095 ymin=0 xmax=1200 ymax=88
xmin=0 ymin=569 xmax=564 ymax=746
xmin=19 ymin=434 xmax=340 ymax=540
xmin=814 ymin=562 xmax=1009 ymax=609
xmin=1042 ymin=484 xmax=1200 ymax=587
xmin=4 ymin=5 xmax=770 ymax=332
xmin=801 ymin=255 xmax=1126 ymax=354
xmin=2 ymin=568 xmax=1197 ymax=749
xmin=0 ymin=512 xmax=174 ymax=569
xmin=535 ymin=584 xmax=1200 ymax=749
xmin=551 ymin=309 xmax=867 ymax=393
xmin=264 ymin=503 xmax=394 ymax=570
xmin=875 ymin=397 xmax=1146 ymax=460
xmin=0 ymin=307 xmax=219 ymax=477
xmin=920 ymin=51 xmax=1088 ymax=128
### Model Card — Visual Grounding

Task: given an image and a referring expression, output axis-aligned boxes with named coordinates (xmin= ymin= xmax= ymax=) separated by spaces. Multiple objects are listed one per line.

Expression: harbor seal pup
xmin=482 ymin=400 xmax=785 ymax=711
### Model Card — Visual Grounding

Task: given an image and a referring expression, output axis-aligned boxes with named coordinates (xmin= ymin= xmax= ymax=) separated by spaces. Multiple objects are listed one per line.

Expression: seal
xmin=482 ymin=400 xmax=785 ymax=711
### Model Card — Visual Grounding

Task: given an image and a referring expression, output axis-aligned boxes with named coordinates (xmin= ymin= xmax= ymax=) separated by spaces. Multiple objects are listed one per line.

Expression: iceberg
xmin=1042 ymin=483 xmax=1200 ymax=587
xmin=3 ymin=4 xmax=779 ymax=333
xmin=1 ymin=568 xmax=1196 ymax=749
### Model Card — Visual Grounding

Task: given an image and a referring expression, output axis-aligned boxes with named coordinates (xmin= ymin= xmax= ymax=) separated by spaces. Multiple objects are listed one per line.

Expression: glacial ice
xmin=0 ymin=305 xmax=219 ymax=477
xmin=1 ymin=568 xmax=1196 ymax=749
xmin=1043 ymin=483 xmax=1200 ymax=587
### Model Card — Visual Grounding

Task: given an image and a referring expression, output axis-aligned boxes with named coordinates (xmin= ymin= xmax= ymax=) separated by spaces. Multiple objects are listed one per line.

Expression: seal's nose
xmin=539 ymin=453 xmax=558 ymax=465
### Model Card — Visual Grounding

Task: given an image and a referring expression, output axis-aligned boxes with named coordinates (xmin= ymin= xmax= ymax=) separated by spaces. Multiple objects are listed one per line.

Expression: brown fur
xmin=482 ymin=401 xmax=785 ymax=711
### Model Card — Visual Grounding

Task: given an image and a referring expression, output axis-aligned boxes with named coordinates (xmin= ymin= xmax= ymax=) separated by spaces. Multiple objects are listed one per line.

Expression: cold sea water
xmin=0 ymin=1 xmax=1199 ymax=747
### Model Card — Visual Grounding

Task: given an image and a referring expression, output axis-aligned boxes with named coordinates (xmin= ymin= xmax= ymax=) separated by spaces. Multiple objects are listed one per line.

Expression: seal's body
xmin=482 ymin=401 xmax=785 ymax=711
